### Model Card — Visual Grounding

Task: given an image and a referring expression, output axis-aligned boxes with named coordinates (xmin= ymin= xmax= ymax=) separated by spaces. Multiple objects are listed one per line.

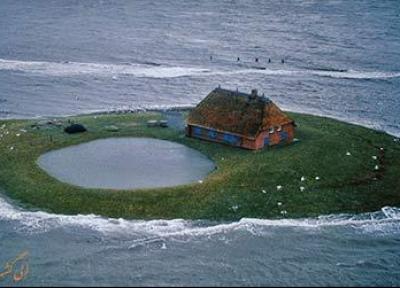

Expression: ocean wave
xmin=0 ymin=59 xmax=210 ymax=78
xmin=209 ymin=68 xmax=400 ymax=80
xmin=1 ymin=58 xmax=399 ymax=80
xmin=0 ymin=196 xmax=399 ymax=237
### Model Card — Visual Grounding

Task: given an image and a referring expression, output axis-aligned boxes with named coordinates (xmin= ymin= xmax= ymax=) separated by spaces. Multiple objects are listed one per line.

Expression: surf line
xmin=0 ymin=58 xmax=399 ymax=80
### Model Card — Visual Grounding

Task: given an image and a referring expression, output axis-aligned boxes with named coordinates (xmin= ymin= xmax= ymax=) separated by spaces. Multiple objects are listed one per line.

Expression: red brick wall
xmin=258 ymin=123 xmax=295 ymax=148
xmin=241 ymin=137 xmax=258 ymax=149
xmin=283 ymin=123 xmax=295 ymax=143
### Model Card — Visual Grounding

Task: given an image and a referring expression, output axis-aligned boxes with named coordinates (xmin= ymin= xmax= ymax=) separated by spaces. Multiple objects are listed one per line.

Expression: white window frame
xmin=269 ymin=126 xmax=275 ymax=134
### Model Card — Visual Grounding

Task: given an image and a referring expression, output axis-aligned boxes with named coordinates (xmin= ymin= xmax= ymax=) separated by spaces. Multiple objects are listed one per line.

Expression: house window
xmin=280 ymin=131 xmax=288 ymax=141
xmin=223 ymin=133 xmax=240 ymax=145
xmin=269 ymin=127 xmax=274 ymax=134
xmin=193 ymin=127 xmax=202 ymax=136
xmin=208 ymin=129 xmax=217 ymax=139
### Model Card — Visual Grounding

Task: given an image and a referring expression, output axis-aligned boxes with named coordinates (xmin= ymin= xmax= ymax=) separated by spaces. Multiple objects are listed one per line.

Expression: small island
xmin=0 ymin=109 xmax=399 ymax=220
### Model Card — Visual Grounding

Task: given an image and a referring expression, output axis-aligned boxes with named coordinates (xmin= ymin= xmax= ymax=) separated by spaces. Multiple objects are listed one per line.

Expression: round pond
xmin=37 ymin=138 xmax=215 ymax=190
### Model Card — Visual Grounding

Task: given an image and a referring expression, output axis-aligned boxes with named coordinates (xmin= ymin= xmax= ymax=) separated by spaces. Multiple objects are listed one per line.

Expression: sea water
xmin=1 ymin=0 xmax=400 ymax=285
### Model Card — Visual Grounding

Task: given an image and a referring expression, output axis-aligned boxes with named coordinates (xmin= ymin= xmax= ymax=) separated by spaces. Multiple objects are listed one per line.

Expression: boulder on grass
xmin=64 ymin=124 xmax=87 ymax=134
xmin=104 ymin=125 xmax=119 ymax=132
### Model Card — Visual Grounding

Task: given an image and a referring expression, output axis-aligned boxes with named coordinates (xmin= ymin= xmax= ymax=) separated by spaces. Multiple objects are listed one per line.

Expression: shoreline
xmin=0 ymin=111 xmax=400 ymax=220
xmin=2 ymin=105 xmax=399 ymax=139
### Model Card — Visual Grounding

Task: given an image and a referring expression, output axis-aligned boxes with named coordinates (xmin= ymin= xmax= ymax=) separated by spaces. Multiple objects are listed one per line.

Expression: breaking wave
xmin=1 ymin=58 xmax=399 ymax=80
xmin=210 ymin=68 xmax=400 ymax=80
xmin=0 ymin=59 xmax=210 ymax=78
xmin=0 ymin=195 xmax=399 ymax=238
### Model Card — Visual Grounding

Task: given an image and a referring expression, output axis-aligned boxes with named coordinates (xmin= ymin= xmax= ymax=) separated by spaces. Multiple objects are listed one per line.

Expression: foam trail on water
xmin=207 ymin=68 xmax=400 ymax=80
xmin=0 ymin=59 xmax=210 ymax=78
xmin=1 ymin=58 xmax=399 ymax=80
xmin=0 ymin=196 xmax=399 ymax=237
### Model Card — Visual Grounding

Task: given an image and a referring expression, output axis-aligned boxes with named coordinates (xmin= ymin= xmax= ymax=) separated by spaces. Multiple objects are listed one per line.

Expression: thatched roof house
xmin=186 ymin=87 xmax=295 ymax=149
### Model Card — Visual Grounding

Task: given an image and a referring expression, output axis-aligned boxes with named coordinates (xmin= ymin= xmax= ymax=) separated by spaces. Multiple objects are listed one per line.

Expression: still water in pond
xmin=37 ymin=138 xmax=215 ymax=190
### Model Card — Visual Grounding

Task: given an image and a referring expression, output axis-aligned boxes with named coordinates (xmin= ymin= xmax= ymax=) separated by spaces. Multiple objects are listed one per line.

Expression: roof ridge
xmin=187 ymin=88 xmax=291 ymax=138
xmin=213 ymin=87 xmax=271 ymax=102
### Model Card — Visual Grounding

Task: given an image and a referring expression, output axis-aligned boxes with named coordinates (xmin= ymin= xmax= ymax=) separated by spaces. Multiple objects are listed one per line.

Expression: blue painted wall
xmin=190 ymin=125 xmax=242 ymax=146
xmin=223 ymin=133 xmax=240 ymax=146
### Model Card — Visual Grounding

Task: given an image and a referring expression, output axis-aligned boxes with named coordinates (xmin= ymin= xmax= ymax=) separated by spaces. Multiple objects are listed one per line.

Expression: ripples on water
xmin=0 ymin=0 xmax=400 ymax=136
xmin=1 ymin=0 xmax=400 ymax=285
xmin=0 ymin=196 xmax=400 ymax=286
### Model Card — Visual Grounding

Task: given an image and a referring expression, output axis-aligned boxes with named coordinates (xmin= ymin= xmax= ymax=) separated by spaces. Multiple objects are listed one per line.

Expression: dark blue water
xmin=1 ymin=0 xmax=400 ymax=136
xmin=1 ymin=0 xmax=400 ymax=286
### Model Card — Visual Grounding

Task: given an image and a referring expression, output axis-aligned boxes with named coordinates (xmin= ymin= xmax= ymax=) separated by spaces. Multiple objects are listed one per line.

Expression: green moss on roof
xmin=187 ymin=88 xmax=293 ymax=137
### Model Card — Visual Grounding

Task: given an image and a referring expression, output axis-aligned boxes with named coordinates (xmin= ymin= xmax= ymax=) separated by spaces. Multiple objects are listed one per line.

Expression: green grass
xmin=1 ymin=111 xmax=400 ymax=220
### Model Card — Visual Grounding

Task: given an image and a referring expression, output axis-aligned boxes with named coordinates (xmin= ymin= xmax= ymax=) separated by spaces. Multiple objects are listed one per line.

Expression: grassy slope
xmin=0 ymin=111 xmax=399 ymax=220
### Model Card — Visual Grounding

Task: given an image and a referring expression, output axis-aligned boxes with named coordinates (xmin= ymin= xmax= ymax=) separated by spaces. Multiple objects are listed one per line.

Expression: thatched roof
xmin=187 ymin=88 xmax=293 ymax=138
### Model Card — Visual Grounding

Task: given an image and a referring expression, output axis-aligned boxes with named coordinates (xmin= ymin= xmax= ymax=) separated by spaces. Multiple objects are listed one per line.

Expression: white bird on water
xmin=301 ymin=176 xmax=306 ymax=182
xmin=346 ymin=151 xmax=351 ymax=156
xmin=276 ymin=185 xmax=283 ymax=191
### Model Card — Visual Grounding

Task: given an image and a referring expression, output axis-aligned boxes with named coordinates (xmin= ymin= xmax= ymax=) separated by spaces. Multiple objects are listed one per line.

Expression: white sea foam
xmin=0 ymin=195 xmax=399 ymax=237
xmin=207 ymin=68 xmax=400 ymax=80
xmin=1 ymin=58 xmax=399 ymax=80
xmin=0 ymin=59 xmax=210 ymax=78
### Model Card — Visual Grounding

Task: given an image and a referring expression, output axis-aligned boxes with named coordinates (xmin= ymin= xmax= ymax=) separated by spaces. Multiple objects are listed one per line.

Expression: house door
xmin=279 ymin=131 xmax=288 ymax=142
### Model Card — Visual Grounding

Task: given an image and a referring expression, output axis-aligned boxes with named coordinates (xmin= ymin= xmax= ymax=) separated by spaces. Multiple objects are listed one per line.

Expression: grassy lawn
xmin=0 ymin=111 xmax=400 ymax=220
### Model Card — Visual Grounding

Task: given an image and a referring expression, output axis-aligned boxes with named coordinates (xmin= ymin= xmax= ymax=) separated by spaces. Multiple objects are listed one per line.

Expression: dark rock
xmin=64 ymin=124 xmax=87 ymax=134
xmin=159 ymin=120 xmax=168 ymax=128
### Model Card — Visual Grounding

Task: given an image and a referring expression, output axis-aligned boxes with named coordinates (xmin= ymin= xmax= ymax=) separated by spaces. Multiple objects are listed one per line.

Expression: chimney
xmin=249 ymin=89 xmax=258 ymax=100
